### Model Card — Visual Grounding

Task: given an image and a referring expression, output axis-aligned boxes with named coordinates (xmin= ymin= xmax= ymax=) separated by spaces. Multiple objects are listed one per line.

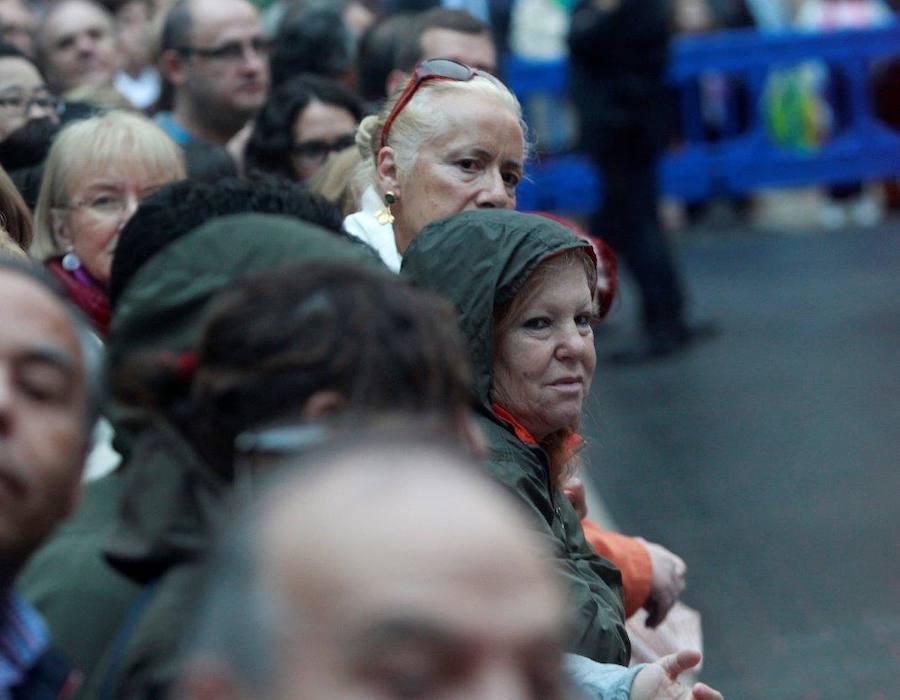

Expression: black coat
xmin=568 ymin=0 xmax=673 ymax=158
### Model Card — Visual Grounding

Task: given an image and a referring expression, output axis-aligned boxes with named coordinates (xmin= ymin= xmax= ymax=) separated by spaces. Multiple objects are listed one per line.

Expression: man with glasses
xmin=0 ymin=42 xmax=59 ymax=142
xmin=156 ymin=0 xmax=270 ymax=148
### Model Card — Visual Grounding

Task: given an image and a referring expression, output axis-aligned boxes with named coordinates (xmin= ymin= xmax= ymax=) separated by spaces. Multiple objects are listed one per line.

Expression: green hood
xmin=401 ymin=209 xmax=595 ymax=412
xmin=105 ymin=213 xmax=385 ymax=581
xmin=108 ymin=213 xmax=383 ymax=385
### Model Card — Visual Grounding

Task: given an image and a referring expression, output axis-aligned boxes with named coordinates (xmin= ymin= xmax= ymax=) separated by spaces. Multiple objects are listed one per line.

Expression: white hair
xmin=354 ymin=72 xmax=528 ymax=195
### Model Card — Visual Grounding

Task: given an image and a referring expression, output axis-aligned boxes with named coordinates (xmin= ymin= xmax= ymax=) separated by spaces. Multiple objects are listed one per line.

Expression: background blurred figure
xmin=0 ymin=41 xmax=59 ymax=143
xmin=354 ymin=12 xmax=414 ymax=108
xmin=244 ymin=74 xmax=363 ymax=182
xmin=30 ymin=111 xmax=185 ymax=335
xmin=569 ymin=0 xmax=711 ymax=363
xmin=156 ymin=0 xmax=269 ymax=148
xmin=113 ymin=0 xmax=161 ymax=110
xmin=0 ymin=42 xmax=60 ymax=210
xmin=0 ymin=0 xmax=36 ymax=58
xmin=389 ymin=8 xmax=496 ymax=93
xmin=794 ymin=0 xmax=893 ymax=229
xmin=36 ymin=0 xmax=118 ymax=97
xmin=268 ymin=2 xmax=360 ymax=90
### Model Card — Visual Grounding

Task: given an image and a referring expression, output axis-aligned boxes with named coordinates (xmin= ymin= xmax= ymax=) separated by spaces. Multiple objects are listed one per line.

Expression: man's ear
xmin=385 ymin=69 xmax=409 ymax=98
xmin=301 ymin=390 xmax=347 ymax=421
xmin=159 ymin=48 xmax=188 ymax=87
xmin=375 ymin=146 xmax=401 ymax=197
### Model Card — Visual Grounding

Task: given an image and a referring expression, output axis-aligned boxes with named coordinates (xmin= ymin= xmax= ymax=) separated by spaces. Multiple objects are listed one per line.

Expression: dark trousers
xmin=591 ymin=151 xmax=686 ymax=339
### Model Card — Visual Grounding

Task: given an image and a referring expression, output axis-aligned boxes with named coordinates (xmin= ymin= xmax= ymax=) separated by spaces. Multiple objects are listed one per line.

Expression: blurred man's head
xmin=159 ymin=0 xmax=270 ymax=145
xmin=387 ymin=9 xmax=496 ymax=96
xmin=0 ymin=0 xmax=37 ymax=58
xmin=0 ymin=259 xmax=99 ymax=584
xmin=179 ymin=435 xmax=568 ymax=700
xmin=0 ymin=43 xmax=58 ymax=141
xmin=37 ymin=0 xmax=118 ymax=95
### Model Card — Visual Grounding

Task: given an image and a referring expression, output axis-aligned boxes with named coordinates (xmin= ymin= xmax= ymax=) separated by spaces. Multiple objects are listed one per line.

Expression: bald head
xmin=182 ymin=437 xmax=569 ymax=700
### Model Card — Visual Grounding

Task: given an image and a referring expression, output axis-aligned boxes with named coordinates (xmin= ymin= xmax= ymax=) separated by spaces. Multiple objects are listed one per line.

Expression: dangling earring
xmin=62 ymin=250 xmax=81 ymax=271
xmin=375 ymin=191 xmax=396 ymax=225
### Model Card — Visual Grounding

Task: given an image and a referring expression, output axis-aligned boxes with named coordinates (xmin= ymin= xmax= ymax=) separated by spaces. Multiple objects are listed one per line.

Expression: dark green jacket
xmin=20 ymin=214 xmax=385 ymax=700
xmin=402 ymin=209 xmax=630 ymax=664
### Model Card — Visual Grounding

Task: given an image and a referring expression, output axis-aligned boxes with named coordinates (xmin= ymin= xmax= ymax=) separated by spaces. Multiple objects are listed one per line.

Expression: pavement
xmin=579 ymin=220 xmax=900 ymax=700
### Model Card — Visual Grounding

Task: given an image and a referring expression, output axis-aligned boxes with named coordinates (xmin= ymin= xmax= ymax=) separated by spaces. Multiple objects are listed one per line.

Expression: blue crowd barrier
xmin=507 ymin=23 xmax=900 ymax=214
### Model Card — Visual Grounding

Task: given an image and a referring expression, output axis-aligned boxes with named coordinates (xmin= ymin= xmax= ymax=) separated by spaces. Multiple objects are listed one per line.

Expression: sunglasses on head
xmin=380 ymin=58 xmax=478 ymax=149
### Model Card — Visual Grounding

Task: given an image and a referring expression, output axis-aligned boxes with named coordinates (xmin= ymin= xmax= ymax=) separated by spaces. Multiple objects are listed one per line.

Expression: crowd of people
xmin=0 ymin=1 xmax=779 ymax=698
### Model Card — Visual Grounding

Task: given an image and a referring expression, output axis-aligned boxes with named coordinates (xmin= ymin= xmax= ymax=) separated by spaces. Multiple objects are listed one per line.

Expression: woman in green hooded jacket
xmin=402 ymin=208 xmax=631 ymax=665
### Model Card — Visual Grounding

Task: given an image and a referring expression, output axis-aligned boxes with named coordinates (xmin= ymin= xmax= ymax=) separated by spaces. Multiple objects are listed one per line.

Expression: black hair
xmin=158 ymin=0 xmax=192 ymax=57
xmin=180 ymin=141 xmax=240 ymax=181
xmin=270 ymin=4 xmax=354 ymax=89
xmin=188 ymin=262 xmax=473 ymax=472
xmin=354 ymin=13 xmax=414 ymax=103
xmin=108 ymin=174 xmax=346 ymax=308
xmin=394 ymin=8 xmax=490 ymax=73
xmin=110 ymin=262 xmax=473 ymax=476
xmin=0 ymin=39 xmax=26 ymax=60
xmin=244 ymin=74 xmax=364 ymax=181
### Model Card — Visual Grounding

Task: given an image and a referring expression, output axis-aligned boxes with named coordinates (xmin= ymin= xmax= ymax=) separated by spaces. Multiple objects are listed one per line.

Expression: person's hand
xmin=631 ymin=650 xmax=722 ymax=700
xmin=563 ymin=477 xmax=588 ymax=519
xmin=638 ymin=538 xmax=686 ymax=628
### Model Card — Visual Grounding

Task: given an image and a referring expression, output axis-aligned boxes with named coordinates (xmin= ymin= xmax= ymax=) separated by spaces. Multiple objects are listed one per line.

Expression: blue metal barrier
xmin=507 ymin=23 xmax=900 ymax=214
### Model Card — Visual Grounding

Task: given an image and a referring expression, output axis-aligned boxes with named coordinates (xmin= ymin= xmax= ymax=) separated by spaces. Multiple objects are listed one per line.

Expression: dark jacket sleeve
xmin=486 ymin=454 xmax=630 ymax=665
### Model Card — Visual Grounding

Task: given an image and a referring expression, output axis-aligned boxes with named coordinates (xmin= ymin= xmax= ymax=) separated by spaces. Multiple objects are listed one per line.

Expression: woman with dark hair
xmin=244 ymin=74 xmax=364 ymax=182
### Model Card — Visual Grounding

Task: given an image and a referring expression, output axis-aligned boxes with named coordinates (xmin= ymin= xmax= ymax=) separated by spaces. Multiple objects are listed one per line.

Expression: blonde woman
xmin=344 ymin=58 xmax=526 ymax=271
xmin=31 ymin=110 xmax=185 ymax=335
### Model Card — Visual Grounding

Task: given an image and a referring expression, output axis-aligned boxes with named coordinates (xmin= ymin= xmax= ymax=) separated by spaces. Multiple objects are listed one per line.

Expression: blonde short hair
xmin=354 ymin=72 xmax=527 ymax=195
xmin=31 ymin=110 xmax=186 ymax=261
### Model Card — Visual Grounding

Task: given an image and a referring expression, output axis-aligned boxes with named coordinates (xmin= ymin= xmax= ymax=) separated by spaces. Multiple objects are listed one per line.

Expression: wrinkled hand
xmin=638 ymin=538 xmax=686 ymax=628
xmin=631 ymin=650 xmax=722 ymax=700
xmin=563 ymin=477 xmax=588 ymax=519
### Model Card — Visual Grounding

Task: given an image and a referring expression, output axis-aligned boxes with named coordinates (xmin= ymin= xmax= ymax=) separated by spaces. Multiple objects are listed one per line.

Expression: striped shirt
xmin=0 ymin=592 xmax=50 ymax=700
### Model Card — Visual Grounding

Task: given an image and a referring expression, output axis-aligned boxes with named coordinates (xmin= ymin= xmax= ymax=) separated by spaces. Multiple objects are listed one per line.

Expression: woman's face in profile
xmin=291 ymin=99 xmax=358 ymax=181
xmin=493 ymin=260 xmax=596 ymax=441
xmin=389 ymin=91 xmax=525 ymax=252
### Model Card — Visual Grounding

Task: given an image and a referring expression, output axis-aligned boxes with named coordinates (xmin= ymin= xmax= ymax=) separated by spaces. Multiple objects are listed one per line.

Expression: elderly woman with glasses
xmin=31 ymin=110 xmax=185 ymax=335
xmin=244 ymin=74 xmax=364 ymax=182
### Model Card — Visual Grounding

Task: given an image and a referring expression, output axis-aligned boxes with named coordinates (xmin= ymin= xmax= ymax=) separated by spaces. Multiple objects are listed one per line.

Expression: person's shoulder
xmin=102 ymin=562 xmax=206 ymax=700
xmin=9 ymin=646 xmax=81 ymax=700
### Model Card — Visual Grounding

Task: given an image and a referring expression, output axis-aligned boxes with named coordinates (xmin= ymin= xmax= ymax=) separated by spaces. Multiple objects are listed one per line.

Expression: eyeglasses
xmin=177 ymin=37 xmax=272 ymax=64
xmin=380 ymin=58 xmax=477 ymax=149
xmin=0 ymin=91 xmax=60 ymax=115
xmin=291 ymin=134 xmax=356 ymax=166
xmin=63 ymin=185 xmax=163 ymax=219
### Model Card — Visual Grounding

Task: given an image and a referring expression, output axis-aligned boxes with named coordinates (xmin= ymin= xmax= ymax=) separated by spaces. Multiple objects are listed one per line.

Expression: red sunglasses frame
xmin=380 ymin=58 xmax=478 ymax=149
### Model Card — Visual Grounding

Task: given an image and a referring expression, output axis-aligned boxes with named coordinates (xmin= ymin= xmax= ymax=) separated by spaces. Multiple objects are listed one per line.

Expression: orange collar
xmin=492 ymin=403 xmax=584 ymax=463
xmin=492 ymin=402 xmax=539 ymax=445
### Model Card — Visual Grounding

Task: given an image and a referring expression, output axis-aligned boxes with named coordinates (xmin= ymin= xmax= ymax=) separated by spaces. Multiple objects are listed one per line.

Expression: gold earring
xmin=375 ymin=191 xmax=396 ymax=225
